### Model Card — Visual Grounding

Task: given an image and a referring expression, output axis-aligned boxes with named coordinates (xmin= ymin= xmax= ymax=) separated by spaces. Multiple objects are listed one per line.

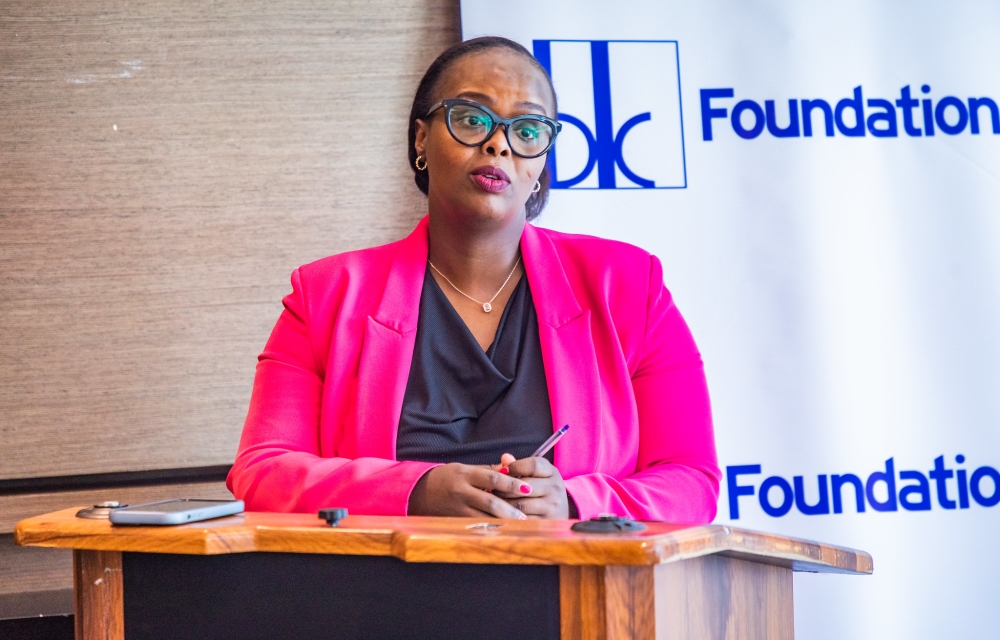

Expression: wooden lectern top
xmin=16 ymin=508 xmax=871 ymax=575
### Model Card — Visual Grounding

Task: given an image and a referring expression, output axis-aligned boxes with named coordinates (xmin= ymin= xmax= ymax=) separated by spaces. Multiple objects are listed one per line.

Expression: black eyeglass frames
xmin=424 ymin=98 xmax=562 ymax=159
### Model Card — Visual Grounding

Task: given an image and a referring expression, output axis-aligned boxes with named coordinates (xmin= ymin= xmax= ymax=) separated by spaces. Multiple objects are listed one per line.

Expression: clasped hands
xmin=408 ymin=453 xmax=569 ymax=519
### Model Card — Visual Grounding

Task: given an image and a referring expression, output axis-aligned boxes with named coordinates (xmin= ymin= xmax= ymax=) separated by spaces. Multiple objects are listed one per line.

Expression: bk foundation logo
xmin=533 ymin=40 xmax=688 ymax=189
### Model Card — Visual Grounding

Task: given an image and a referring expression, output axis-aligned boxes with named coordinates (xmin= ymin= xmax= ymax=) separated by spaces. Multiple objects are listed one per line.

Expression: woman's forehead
xmin=434 ymin=50 xmax=555 ymax=116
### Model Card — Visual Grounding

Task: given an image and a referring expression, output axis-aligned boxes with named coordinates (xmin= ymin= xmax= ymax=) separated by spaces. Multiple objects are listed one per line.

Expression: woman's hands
xmin=407 ymin=455 xmax=571 ymax=519
xmin=492 ymin=454 xmax=570 ymax=519
xmin=407 ymin=463 xmax=533 ymax=519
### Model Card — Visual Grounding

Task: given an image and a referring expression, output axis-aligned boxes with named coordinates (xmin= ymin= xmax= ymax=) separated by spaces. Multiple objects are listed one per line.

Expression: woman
xmin=226 ymin=36 xmax=720 ymax=522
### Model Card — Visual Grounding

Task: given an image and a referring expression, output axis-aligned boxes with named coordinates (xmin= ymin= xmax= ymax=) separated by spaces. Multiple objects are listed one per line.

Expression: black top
xmin=395 ymin=268 xmax=554 ymax=466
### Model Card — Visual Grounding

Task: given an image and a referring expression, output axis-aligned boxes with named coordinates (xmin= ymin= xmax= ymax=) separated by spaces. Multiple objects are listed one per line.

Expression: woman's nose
xmin=482 ymin=125 xmax=511 ymax=157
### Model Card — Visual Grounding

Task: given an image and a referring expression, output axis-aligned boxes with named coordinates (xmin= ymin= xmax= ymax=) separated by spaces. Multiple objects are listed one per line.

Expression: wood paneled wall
xmin=0 ymin=0 xmax=460 ymax=480
xmin=0 ymin=0 xmax=460 ymax=609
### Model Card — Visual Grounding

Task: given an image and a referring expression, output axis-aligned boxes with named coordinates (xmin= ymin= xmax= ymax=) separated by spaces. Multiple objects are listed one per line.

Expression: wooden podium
xmin=15 ymin=508 xmax=871 ymax=640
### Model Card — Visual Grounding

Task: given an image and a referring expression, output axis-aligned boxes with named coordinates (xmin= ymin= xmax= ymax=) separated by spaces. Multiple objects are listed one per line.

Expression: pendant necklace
xmin=427 ymin=255 xmax=521 ymax=313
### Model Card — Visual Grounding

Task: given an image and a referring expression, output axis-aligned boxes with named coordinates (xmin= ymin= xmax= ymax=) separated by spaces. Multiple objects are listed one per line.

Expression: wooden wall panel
xmin=0 ymin=0 xmax=460 ymax=479
xmin=0 ymin=534 xmax=72 ymax=596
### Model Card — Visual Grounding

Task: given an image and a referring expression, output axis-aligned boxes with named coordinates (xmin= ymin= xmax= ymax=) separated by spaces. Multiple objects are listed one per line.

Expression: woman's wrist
xmin=566 ymin=492 xmax=579 ymax=519
xmin=406 ymin=467 xmax=436 ymax=515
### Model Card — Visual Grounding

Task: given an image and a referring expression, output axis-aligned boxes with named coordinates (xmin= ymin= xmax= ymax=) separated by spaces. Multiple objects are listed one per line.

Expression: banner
xmin=461 ymin=1 xmax=1000 ymax=638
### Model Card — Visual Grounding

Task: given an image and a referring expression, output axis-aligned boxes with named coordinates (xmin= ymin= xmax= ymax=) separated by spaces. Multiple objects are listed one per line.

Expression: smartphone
xmin=109 ymin=499 xmax=244 ymax=526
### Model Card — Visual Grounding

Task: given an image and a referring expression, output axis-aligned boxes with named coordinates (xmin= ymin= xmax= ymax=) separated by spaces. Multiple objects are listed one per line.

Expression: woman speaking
xmin=226 ymin=36 xmax=720 ymax=522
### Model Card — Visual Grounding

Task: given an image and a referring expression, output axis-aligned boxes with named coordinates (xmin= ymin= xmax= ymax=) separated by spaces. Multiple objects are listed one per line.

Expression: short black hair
xmin=407 ymin=36 xmax=558 ymax=221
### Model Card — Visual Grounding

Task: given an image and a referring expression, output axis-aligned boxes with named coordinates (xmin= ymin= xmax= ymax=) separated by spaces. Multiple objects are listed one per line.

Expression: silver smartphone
xmin=108 ymin=499 xmax=244 ymax=525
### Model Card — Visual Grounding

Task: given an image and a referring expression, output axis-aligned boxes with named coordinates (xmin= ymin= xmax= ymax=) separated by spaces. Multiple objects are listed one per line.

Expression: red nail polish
xmin=519 ymin=484 xmax=531 ymax=495
xmin=499 ymin=467 xmax=509 ymax=475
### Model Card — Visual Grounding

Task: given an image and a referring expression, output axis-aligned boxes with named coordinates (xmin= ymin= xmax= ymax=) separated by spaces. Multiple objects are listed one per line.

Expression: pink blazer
xmin=227 ymin=217 xmax=720 ymax=523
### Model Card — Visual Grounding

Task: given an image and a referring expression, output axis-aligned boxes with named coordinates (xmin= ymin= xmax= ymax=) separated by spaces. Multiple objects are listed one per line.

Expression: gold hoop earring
xmin=414 ymin=155 xmax=427 ymax=171
xmin=532 ymin=181 xmax=541 ymax=194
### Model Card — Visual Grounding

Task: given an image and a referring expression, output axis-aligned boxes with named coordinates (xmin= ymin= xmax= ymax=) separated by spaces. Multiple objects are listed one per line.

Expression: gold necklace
xmin=427 ymin=255 xmax=522 ymax=313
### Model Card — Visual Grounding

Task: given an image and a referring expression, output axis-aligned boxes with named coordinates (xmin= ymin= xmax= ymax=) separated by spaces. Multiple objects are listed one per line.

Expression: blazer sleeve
xmin=563 ymin=255 xmax=721 ymax=523
xmin=226 ymin=268 xmax=439 ymax=515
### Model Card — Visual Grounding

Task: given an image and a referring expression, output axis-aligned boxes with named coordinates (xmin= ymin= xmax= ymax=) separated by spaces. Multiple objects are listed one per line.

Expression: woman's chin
xmin=434 ymin=191 xmax=525 ymax=226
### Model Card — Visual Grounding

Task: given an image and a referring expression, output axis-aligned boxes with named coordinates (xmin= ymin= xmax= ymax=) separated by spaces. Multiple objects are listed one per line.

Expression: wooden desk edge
xmin=14 ymin=509 xmax=257 ymax=555
xmin=14 ymin=508 xmax=872 ymax=575
xmin=696 ymin=526 xmax=873 ymax=575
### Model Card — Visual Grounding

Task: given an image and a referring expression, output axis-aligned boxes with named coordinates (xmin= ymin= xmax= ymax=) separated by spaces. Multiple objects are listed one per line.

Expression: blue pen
xmin=530 ymin=424 xmax=570 ymax=458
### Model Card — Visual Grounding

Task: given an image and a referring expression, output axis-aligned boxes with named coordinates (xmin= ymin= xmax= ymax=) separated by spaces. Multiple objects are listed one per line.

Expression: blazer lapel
xmin=354 ymin=217 xmax=428 ymax=460
xmin=521 ymin=223 xmax=603 ymax=478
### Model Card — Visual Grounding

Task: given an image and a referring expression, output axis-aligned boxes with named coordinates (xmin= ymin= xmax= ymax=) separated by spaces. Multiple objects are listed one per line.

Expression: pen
xmin=529 ymin=424 xmax=570 ymax=459
xmin=495 ymin=425 xmax=569 ymax=481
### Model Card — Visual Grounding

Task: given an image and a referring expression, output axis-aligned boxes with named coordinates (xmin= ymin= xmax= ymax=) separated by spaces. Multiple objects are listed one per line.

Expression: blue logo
xmin=701 ymin=86 xmax=1000 ymax=140
xmin=726 ymin=454 xmax=1000 ymax=519
xmin=533 ymin=40 xmax=688 ymax=189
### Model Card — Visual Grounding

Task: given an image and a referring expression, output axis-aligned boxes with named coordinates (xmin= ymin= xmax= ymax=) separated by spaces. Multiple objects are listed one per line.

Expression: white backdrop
xmin=462 ymin=1 xmax=1000 ymax=638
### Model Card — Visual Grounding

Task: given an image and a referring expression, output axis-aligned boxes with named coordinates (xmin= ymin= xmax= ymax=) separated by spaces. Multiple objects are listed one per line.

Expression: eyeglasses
xmin=424 ymin=98 xmax=562 ymax=159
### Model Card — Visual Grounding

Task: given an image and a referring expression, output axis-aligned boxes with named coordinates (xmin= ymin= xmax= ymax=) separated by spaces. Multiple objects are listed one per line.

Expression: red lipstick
xmin=470 ymin=165 xmax=511 ymax=193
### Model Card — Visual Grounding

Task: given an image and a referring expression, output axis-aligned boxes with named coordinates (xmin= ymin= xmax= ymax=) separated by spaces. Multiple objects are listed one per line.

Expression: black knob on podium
xmin=570 ymin=514 xmax=647 ymax=533
xmin=318 ymin=508 xmax=348 ymax=527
